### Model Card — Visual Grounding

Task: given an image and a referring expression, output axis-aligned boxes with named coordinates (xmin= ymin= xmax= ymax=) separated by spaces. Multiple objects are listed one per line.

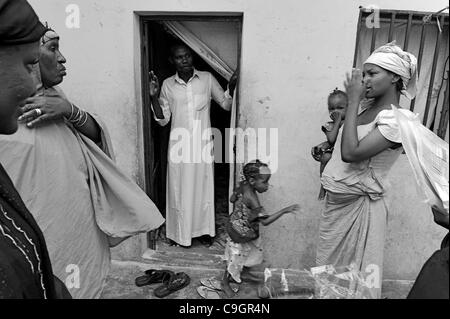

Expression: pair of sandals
xmin=135 ymin=269 xmax=190 ymax=298
xmin=196 ymin=277 xmax=239 ymax=299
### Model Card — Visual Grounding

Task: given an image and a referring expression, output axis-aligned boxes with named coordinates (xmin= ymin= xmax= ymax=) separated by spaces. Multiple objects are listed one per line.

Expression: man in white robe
xmin=150 ymin=43 xmax=237 ymax=247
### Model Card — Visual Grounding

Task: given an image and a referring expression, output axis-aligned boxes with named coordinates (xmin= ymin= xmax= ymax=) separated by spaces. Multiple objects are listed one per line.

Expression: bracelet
xmin=66 ymin=102 xmax=79 ymax=122
xmin=74 ymin=110 xmax=86 ymax=126
xmin=66 ymin=103 xmax=89 ymax=127
xmin=77 ymin=112 xmax=89 ymax=127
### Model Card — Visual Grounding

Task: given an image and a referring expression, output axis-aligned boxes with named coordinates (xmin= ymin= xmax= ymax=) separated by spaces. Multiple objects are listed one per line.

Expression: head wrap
xmin=364 ymin=41 xmax=418 ymax=99
xmin=0 ymin=0 xmax=47 ymax=45
xmin=41 ymin=26 xmax=59 ymax=45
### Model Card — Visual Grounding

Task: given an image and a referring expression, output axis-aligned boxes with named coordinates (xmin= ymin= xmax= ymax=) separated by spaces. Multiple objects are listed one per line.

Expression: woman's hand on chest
xmin=18 ymin=96 xmax=71 ymax=128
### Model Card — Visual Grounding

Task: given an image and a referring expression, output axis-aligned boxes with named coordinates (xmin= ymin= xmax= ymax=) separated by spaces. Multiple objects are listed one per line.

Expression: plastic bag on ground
xmin=258 ymin=268 xmax=315 ymax=299
xmin=308 ymin=263 xmax=373 ymax=299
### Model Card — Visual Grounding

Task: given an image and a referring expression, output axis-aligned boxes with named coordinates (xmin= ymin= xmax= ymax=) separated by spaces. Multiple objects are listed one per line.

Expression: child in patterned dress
xmin=221 ymin=160 xmax=300 ymax=297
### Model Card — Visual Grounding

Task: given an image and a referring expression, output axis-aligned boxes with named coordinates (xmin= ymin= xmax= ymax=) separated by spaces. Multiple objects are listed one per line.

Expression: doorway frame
xmin=137 ymin=12 xmax=244 ymax=250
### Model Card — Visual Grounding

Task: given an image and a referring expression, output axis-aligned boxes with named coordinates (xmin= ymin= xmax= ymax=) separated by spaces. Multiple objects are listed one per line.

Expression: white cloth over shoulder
xmin=75 ymin=118 xmax=165 ymax=237
xmin=392 ymin=106 xmax=449 ymax=213
xmin=376 ymin=108 xmax=402 ymax=143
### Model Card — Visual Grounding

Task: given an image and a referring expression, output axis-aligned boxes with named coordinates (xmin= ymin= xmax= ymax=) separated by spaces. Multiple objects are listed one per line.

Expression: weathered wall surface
xmin=30 ymin=0 xmax=448 ymax=280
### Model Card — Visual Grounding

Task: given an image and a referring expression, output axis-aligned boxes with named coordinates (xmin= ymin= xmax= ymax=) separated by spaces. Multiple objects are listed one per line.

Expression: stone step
xmin=142 ymin=249 xmax=225 ymax=269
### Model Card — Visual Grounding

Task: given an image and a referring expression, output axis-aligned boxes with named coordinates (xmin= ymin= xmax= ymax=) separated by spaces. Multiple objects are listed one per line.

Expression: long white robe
xmin=153 ymin=70 xmax=232 ymax=246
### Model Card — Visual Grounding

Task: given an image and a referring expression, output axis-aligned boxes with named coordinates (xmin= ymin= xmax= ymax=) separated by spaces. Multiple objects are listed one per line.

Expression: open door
xmin=139 ymin=15 xmax=242 ymax=253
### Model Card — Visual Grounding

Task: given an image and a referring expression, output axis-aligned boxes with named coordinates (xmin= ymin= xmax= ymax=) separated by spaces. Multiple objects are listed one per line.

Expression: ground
xmin=101 ymin=249 xmax=415 ymax=299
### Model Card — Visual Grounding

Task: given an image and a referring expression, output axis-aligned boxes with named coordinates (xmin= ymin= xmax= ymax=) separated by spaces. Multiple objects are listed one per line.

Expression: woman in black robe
xmin=407 ymin=206 xmax=449 ymax=299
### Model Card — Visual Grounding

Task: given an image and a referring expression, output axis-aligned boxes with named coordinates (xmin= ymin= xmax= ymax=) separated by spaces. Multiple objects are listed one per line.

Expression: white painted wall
xmin=29 ymin=0 xmax=448 ymax=281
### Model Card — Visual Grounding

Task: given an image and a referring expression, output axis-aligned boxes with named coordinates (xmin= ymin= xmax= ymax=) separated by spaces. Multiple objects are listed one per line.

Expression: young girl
xmin=312 ymin=88 xmax=348 ymax=199
xmin=222 ymin=160 xmax=299 ymax=297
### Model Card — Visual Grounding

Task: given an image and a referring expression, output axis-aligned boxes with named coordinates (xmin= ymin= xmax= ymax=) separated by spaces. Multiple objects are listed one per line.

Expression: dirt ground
xmin=101 ymin=249 xmax=414 ymax=299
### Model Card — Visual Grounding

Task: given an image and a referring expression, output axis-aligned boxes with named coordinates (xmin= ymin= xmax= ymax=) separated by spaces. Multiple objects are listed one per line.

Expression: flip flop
xmin=135 ymin=269 xmax=174 ymax=287
xmin=197 ymin=286 xmax=221 ymax=299
xmin=154 ymin=272 xmax=191 ymax=298
xmin=200 ymin=277 xmax=222 ymax=290
xmin=200 ymin=277 xmax=239 ymax=293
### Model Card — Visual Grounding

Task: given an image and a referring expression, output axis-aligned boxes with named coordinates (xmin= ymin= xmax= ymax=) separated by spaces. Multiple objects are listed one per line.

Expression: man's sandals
xmin=135 ymin=269 xmax=191 ymax=298
xmin=153 ymin=272 xmax=190 ymax=298
xmin=135 ymin=269 xmax=174 ymax=287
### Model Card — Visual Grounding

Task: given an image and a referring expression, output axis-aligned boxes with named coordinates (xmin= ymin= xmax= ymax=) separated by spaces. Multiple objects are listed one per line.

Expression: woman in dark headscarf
xmin=0 ymin=0 xmax=69 ymax=299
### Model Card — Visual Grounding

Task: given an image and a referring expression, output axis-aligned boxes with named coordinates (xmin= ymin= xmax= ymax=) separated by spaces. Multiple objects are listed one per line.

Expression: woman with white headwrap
xmin=316 ymin=42 xmax=418 ymax=298
xmin=0 ymin=27 xmax=164 ymax=298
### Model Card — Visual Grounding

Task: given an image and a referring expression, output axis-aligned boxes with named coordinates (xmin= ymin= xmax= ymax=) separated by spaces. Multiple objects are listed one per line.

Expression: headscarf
xmin=364 ymin=41 xmax=418 ymax=99
xmin=0 ymin=0 xmax=46 ymax=45
xmin=41 ymin=26 xmax=59 ymax=45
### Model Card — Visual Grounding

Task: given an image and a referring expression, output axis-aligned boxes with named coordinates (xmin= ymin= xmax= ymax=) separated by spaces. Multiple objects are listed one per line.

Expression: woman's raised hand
xmin=19 ymin=95 xmax=72 ymax=128
xmin=344 ymin=68 xmax=365 ymax=105
xmin=149 ymin=71 xmax=160 ymax=98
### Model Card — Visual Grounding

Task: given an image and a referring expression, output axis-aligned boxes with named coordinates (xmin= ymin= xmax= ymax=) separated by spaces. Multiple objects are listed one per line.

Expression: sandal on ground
xmin=154 ymin=272 xmax=191 ymax=298
xmin=200 ymin=277 xmax=222 ymax=290
xmin=135 ymin=269 xmax=174 ymax=287
xmin=200 ymin=277 xmax=239 ymax=293
xmin=197 ymin=286 xmax=221 ymax=299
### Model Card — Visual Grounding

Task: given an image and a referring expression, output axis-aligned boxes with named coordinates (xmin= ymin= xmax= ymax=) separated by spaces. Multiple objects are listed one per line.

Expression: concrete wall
xmin=29 ymin=0 xmax=448 ymax=281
